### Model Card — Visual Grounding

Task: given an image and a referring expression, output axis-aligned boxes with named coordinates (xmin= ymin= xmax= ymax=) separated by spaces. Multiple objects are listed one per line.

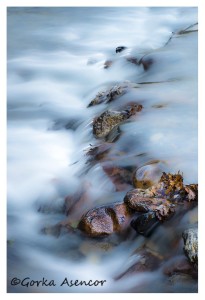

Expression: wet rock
xmin=88 ymin=84 xmax=125 ymax=107
xmin=93 ymin=104 xmax=142 ymax=138
xmin=133 ymin=160 xmax=165 ymax=189
xmin=87 ymin=81 xmax=138 ymax=107
xmin=124 ymin=188 xmax=175 ymax=219
xmin=125 ymin=172 xmax=198 ymax=235
xmin=86 ymin=143 xmax=112 ymax=163
xmin=102 ymin=163 xmax=134 ymax=191
xmin=115 ymin=246 xmax=162 ymax=280
xmin=78 ymin=202 xmax=133 ymax=237
xmin=131 ymin=211 xmax=160 ymax=236
xmin=182 ymin=228 xmax=198 ymax=269
xmin=116 ymin=46 xmax=127 ymax=53
xmin=93 ymin=110 xmax=127 ymax=138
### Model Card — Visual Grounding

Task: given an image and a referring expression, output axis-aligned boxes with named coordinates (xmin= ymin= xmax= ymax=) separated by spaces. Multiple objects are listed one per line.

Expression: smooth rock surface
xmin=78 ymin=202 xmax=133 ymax=237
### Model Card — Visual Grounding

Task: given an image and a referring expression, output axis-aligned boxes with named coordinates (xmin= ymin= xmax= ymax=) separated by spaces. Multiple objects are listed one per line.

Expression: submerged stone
xmin=104 ymin=60 xmax=113 ymax=69
xmin=167 ymin=273 xmax=198 ymax=292
xmin=86 ymin=143 xmax=112 ymax=163
xmin=41 ymin=221 xmax=75 ymax=238
xmin=163 ymin=255 xmax=197 ymax=278
xmin=115 ymin=246 xmax=162 ymax=280
xmin=87 ymin=81 xmax=138 ymax=107
xmin=64 ymin=183 xmax=91 ymax=219
xmin=133 ymin=160 xmax=165 ymax=189
xmin=126 ymin=56 xmax=139 ymax=65
xmin=103 ymin=163 xmax=134 ymax=191
xmin=139 ymin=56 xmax=154 ymax=71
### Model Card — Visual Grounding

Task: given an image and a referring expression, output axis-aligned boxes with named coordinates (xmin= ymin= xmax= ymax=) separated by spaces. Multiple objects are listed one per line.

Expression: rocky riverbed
xmin=7 ymin=7 xmax=198 ymax=293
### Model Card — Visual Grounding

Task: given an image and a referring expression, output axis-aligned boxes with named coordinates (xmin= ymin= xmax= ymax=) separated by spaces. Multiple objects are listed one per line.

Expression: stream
xmin=7 ymin=7 xmax=198 ymax=293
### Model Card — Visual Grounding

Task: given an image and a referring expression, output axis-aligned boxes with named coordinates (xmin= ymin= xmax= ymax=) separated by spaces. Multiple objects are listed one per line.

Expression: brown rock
xmin=124 ymin=188 xmax=174 ymax=216
xmin=93 ymin=110 xmax=128 ymax=138
xmin=93 ymin=105 xmax=142 ymax=138
xmin=78 ymin=202 xmax=133 ymax=237
xmin=86 ymin=143 xmax=112 ymax=162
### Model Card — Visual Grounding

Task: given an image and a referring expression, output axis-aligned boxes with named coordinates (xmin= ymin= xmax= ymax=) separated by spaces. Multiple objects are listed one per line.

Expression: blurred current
xmin=7 ymin=7 xmax=198 ymax=292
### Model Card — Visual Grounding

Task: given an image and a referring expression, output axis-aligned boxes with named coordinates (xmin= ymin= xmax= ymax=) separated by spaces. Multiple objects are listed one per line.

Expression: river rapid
xmin=7 ymin=7 xmax=198 ymax=292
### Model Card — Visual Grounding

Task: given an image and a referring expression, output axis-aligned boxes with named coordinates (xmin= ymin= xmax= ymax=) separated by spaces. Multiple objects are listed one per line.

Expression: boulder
xmin=124 ymin=188 xmax=175 ymax=218
xmin=78 ymin=202 xmax=133 ymax=237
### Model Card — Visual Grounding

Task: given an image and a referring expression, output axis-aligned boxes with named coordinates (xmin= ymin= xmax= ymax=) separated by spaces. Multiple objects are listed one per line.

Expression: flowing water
xmin=7 ymin=7 xmax=198 ymax=293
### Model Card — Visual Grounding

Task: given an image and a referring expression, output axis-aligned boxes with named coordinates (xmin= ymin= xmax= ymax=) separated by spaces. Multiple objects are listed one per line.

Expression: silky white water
xmin=7 ymin=7 xmax=197 ymax=292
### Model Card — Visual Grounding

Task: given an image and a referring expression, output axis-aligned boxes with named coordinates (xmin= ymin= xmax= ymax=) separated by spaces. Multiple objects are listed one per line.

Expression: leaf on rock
xmin=155 ymin=203 xmax=175 ymax=221
xmin=184 ymin=184 xmax=198 ymax=201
